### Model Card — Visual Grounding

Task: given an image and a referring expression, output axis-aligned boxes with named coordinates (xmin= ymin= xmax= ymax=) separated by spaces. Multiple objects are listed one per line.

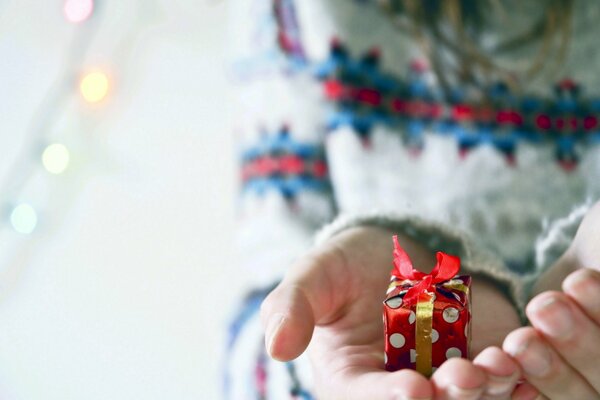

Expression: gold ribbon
xmin=414 ymin=280 xmax=469 ymax=376
xmin=442 ymin=280 xmax=469 ymax=295
xmin=389 ymin=278 xmax=469 ymax=376
xmin=415 ymin=291 xmax=434 ymax=377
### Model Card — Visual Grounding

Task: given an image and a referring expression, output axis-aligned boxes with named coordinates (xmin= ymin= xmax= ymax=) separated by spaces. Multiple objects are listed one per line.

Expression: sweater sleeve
xmin=223 ymin=1 xmax=333 ymax=398
xmin=314 ymin=211 xmax=533 ymax=322
xmin=226 ymin=0 xmax=336 ymax=289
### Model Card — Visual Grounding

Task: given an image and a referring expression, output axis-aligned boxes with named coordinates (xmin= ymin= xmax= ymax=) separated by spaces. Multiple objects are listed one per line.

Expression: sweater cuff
xmin=534 ymin=200 xmax=592 ymax=275
xmin=315 ymin=211 xmax=530 ymax=322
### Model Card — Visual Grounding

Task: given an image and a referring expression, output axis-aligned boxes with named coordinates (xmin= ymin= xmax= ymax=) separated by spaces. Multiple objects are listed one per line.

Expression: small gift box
xmin=383 ymin=236 xmax=471 ymax=376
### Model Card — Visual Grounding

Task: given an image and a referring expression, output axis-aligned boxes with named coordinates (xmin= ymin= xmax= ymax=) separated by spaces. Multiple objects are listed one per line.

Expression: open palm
xmin=261 ymin=226 xmax=523 ymax=399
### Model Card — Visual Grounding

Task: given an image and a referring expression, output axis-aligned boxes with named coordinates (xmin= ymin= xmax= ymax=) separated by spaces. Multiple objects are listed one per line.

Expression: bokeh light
xmin=80 ymin=71 xmax=109 ymax=103
xmin=10 ymin=204 xmax=38 ymax=234
xmin=63 ymin=0 xmax=94 ymax=23
xmin=42 ymin=144 xmax=70 ymax=174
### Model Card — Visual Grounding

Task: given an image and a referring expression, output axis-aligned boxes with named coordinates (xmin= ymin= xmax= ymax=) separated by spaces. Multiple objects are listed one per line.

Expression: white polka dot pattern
xmin=389 ymin=333 xmax=406 ymax=348
xmin=408 ymin=311 xmax=416 ymax=324
xmin=386 ymin=296 xmax=403 ymax=309
xmin=383 ymin=275 xmax=471 ymax=373
xmin=446 ymin=347 xmax=461 ymax=359
xmin=442 ymin=307 xmax=459 ymax=323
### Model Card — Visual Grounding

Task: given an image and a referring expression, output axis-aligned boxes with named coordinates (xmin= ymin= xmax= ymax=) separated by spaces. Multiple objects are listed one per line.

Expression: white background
xmin=0 ymin=1 xmax=238 ymax=398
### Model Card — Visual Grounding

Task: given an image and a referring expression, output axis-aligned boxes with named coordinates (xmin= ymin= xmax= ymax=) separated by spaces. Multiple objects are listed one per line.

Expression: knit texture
xmin=224 ymin=1 xmax=600 ymax=398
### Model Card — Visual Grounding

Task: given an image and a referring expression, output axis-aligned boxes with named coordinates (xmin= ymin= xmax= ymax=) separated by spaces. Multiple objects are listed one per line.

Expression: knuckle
xmin=259 ymin=296 xmax=271 ymax=320
xmin=571 ymin=268 xmax=600 ymax=284
xmin=260 ymin=286 xmax=280 ymax=316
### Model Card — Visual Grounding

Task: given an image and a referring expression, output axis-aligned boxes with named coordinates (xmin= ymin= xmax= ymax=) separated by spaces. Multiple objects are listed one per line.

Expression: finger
xmin=321 ymin=366 xmax=434 ymax=400
xmin=503 ymin=327 xmax=597 ymax=400
xmin=260 ymin=243 xmax=351 ymax=361
xmin=526 ymin=290 xmax=600 ymax=393
xmin=473 ymin=346 xmax=521 ymax=399
xmin=562 ymin=268 xmax=600 ymax=325
xmin=431 ymin=357 xmax=487 ymax=400
xmin=510 ymin=382 xmax=542 ymax=400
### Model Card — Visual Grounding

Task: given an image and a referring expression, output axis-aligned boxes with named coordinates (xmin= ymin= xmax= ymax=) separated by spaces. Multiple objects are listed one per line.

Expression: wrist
xmin=531 ymin=248 xmax=579 ymax=298
xmin=331 ymin=224 xmax=438 ymax=272
xmin=470 ymin=274 xmax=522 ymax=354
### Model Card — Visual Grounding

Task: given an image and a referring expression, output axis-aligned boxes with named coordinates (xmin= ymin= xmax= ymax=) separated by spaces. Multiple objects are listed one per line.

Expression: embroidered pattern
xmin=241 ymin=126 xmax=330 ymax=199
xmin=313 ymin=39 xmax=600 ymax=170
xmin=273 ymin=0 xmax=307 ymax=66
xmin=286 ymin=362 xmax=314 ymax=399
xmin=254 ymin=340 xmax=315 ymax=399
xmin=223 ymin=284 xmax=315 ymax=400
xmin=223 ymin=287 xmax=271 ymax=400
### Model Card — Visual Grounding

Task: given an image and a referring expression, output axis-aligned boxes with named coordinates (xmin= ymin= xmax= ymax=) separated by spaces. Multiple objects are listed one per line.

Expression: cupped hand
xmin=504 ymin=269 xmax=600 ymax=400
xmin=503 ymin=201 xmax=600 ymax=400
xmin=260 ymin=226 xmax=522 ymax=400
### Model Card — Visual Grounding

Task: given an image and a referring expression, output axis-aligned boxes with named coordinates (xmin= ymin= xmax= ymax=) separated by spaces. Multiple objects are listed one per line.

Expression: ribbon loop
xmin=431 ymin=252 xmax=460 ymax=283
xmin=391 ymin=235 xmax=461 ymax=305
xmin=392 ymin=235 xmax=422 ymax=280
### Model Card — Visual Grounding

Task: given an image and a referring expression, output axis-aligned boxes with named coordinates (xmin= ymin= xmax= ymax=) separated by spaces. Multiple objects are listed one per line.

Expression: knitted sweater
xmin=224 ymin=1 xmax=600 ymax=398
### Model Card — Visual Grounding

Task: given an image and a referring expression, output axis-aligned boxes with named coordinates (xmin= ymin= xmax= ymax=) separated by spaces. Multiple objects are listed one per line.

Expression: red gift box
xmin=383 ymin=236 xmax=471 ymax=376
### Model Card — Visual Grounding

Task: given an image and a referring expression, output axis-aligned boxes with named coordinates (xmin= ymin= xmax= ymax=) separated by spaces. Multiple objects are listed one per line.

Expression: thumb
xmin=260 ymin=244 xmax=349 ymax=361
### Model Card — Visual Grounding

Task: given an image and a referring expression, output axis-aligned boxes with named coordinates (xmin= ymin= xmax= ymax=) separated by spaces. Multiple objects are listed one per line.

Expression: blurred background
xmin=0 ymin=1 xmax=238 ymax=398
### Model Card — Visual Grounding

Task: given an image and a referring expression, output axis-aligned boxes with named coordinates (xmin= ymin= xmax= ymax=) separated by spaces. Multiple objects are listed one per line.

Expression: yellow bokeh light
xmin=42 ymin=143 xmax=70 ymax=174
xmin=80 ymin=71 xmax=109 ymax=103
xmin=10 ymin=204 xmax=37 ymax=234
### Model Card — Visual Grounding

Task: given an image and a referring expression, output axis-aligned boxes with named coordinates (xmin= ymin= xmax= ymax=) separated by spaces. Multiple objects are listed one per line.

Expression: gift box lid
xmin=384 ymin=275 xmax=471 ymax=308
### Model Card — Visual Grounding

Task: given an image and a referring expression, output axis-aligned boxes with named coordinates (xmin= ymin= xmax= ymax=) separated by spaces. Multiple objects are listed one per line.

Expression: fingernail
xmin=265 ymin=313 xmax=286 ymax=357
xmin=529 ymin=297 xmax=574 ymax=340
xmin=447 ymin=385 xmax=484 ymax=400
xmin=508 ymin=338 xmax=552 ymax=378
xmin=392 ymin=389 xmax=431 ymax=400
xmin=485 ymin=370 xmax=519 ymax=396
xmin=393 ymin=395 xmax=430 ymax=400
xmin=564 ymin=270 xmax=600 ymax=312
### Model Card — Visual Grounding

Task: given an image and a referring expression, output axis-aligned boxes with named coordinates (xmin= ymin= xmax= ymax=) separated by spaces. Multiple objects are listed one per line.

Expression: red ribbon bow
xmin=392 ymin=235 xmax=461 ymax=305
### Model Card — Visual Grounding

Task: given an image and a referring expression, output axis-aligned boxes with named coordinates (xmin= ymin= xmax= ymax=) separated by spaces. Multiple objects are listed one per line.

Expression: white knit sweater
xmin=224 ymin=1 xmax=600 ymax=398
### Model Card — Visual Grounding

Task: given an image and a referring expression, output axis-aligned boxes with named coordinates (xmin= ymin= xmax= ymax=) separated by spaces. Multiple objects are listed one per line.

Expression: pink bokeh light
xmin=63 ymin=0 xmax=94 ymax=23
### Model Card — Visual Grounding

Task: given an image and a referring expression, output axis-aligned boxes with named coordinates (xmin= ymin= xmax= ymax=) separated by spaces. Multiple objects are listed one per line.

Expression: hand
xmin=503 ymin=269 xmax=600 ymax=399
xmin=260 ymin=226 xmax=522 ymax=399
xmin=503 ymin=201 xmax=600 ymax=399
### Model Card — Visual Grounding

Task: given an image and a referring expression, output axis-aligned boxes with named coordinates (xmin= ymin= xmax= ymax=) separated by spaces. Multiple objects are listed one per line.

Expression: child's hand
xmin=503 ymin=269 xmax=600 ymax=399
xmin=260 ymin=226 xmax=522 ymax=399
xmin=503 ymin=201 xmax=600 ymax=399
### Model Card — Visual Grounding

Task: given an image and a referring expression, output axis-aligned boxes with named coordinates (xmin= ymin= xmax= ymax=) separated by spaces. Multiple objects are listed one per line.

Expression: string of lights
xmin=2 ymin=0 xmax=156 ymax=236
xmin=1 ymin=0 xmax=104 ymax=234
